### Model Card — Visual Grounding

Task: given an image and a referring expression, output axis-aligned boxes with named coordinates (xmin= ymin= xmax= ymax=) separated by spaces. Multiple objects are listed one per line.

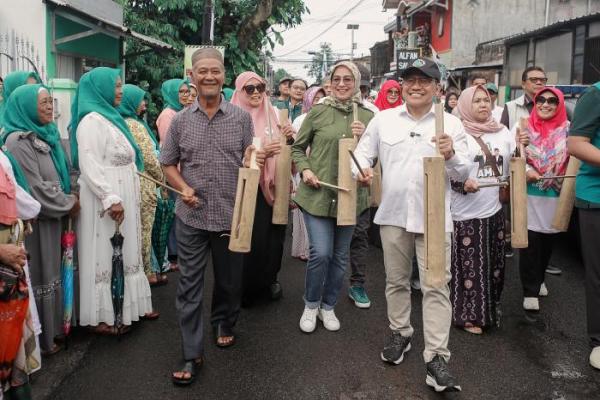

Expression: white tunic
xmin=76 ymin=112 xmax=152 ymax=326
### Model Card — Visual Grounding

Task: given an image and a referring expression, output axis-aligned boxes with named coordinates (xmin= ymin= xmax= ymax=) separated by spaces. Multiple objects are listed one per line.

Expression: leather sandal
xmin=214 ymin=324 xmax=235 ymax=348
xmin=171 ymin=359 xmax=202 ymax=386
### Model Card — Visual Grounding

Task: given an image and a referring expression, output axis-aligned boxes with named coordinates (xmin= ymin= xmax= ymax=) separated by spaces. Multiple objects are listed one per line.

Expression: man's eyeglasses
xmin=243 ymin=84 xmax=266 ymax=95
xmin=535 ymin=96 xmax=559 ymax=106
xmin=527 ymin=77 xmax=548 ymax=84
xmin=331 ymin=76 xmax=355 ymax=85
xmin=403 ymin=77 xmax=434 ymax=87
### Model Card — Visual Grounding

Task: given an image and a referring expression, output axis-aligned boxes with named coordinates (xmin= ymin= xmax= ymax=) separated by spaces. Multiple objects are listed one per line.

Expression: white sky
xmin=270 ymin=0 xmax=396 ymax=83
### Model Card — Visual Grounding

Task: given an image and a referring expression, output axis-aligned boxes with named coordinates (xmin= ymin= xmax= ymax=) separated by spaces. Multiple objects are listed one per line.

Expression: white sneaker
xmin=299 ymin=306 xmax=318 ymax=333
xmin=318 ymin=308 xmax=340 ymax=331
xmin=523 ymin=297 xmax=540 ymax=311
xmin=539 ymin=283 xmax=549 ymax=297
xmin=590 ymin=347 xmax=600 ymax=370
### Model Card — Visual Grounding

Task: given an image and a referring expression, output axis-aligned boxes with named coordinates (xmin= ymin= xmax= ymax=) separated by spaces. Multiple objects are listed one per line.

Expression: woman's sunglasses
xmin=388 ymin=90 xmax=400 ymax=96
xmin=535 ymin=96 xmax=559 ymax=106
xmin=243 ymin=84 xmax=266 ymax=95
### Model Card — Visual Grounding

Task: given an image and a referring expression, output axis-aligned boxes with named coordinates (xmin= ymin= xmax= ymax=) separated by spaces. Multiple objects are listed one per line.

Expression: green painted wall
xmin=54 ymin=15 xmax=120 ymax=64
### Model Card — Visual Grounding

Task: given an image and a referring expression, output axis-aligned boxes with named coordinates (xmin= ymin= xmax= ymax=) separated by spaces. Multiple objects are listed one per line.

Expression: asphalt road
xmin=31 ymin=230 xmax=600 ymax=400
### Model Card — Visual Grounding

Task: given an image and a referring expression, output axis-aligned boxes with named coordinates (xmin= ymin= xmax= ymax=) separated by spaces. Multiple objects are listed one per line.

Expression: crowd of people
xmin=0 ymin=47 xmax=599 ymax=398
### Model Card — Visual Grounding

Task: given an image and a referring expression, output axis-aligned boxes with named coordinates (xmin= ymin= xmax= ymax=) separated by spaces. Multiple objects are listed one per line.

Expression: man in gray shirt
xmin=160 ymin=48 xmax=265 ymax=386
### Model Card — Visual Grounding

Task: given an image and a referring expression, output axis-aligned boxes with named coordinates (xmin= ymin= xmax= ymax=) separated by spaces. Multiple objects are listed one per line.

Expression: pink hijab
xmin=456 ymin=85 xmax=504 ymax=137
xmin=230 ymin=71 xmax=281 ymax=206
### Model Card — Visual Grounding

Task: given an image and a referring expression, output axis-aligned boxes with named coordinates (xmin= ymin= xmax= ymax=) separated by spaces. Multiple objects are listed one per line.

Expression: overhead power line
xmin=274 ymin=0 xmax=368 ymax=58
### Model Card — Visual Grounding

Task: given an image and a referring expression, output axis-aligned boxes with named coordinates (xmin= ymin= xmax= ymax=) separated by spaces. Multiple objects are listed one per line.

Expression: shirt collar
xmin=191 ymin=95 xmax=229 ymax=115
xmin=398 ymin=103 xmax=436 ymax=121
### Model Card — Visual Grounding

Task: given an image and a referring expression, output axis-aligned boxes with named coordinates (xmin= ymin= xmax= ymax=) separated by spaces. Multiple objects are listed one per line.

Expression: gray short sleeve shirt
xmin=159 ymin=99 xmax=254 ymax=231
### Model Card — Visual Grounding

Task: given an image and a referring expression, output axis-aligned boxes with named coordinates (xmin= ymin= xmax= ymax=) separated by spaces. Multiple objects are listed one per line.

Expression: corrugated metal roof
xmin=45 ymin=0 xmax=173 ymax=51
xmin=505 ymin=12 xmax=600 ymax=45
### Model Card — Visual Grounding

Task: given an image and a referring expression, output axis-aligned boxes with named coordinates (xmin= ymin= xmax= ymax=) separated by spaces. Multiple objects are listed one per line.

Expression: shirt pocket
xmin=380 ymin=131 xmax=409 ymax=164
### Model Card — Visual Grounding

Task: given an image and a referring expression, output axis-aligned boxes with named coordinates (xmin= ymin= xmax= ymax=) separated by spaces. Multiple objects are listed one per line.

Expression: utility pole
xmin=202 ymin=0 xmax=214 ymax=44
xmin=347 ymin=24 xmax=359 ymax=60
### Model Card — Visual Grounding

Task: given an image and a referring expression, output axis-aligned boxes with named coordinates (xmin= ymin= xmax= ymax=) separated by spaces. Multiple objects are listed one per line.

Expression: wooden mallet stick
xmin=348 ymin=149 xmax=367 ymax=179
xmin=136 ymin=172 xmax=185 ymax=197
xmin=537 ymin=175 xmax=576 ymax=180
xmin=478 ymin=181 xmax=509 ymax=188
xmin=423 ymin=98 xmax=447 ymax=288
xmin=552 ymin=157 xmax=581 ymax=232
xmin=318 ymin=180 xmax=351 ymax=192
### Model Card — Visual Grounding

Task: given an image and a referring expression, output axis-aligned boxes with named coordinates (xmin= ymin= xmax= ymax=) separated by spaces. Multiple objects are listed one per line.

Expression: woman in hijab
xmin=444 ymin=91 xmax=459 ymax=114
xmin=71 ymin=67 xmax=154 ymax=334
xmin=118 ymin=84 xmax=166 ymax=289
xmin=517 ymin=87 xmax=570 ymax=313
xmin=451 ymin=85 xmax=528 ymax=334
xmin=290 ymin=86 xmax=325 ymax=261
xmin=4 ymin=84 xmax=80 ymax=353
xmin=156 ymin=78 xmax=189 ymax=273
xmin=156 ymin=78 xmax=189 ymax=144
xmin=230 ymin=71 xmax=294 ymax=304
xmin=187 ymin=83 xmax=198 ymax=106
xmin=0 ymin=71 xmax=41 ymax=128
xmin=291 ymin=62 xmax=374 ymax=333
xmin=373 ymin=80 xmax=402 ymax=111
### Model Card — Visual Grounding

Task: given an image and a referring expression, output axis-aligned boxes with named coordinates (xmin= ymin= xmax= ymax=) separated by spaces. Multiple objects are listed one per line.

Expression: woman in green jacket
xmin=291 ymin=61 xmax=373 ymax=333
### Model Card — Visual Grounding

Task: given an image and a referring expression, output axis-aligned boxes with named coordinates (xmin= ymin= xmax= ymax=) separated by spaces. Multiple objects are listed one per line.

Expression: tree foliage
xmin=273 ymin=68 xmax=292 ymax=86
xmin=119 ymin=0 xmax=308 ymax=122
xmin=305 ymin=42 xmax=334 ymax=84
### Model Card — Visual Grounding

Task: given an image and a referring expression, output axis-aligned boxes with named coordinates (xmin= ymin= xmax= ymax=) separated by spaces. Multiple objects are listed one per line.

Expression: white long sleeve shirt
xmin=352 ymin=104 xmax=470 ymax=233
xmin=0 ymin=150 xmax=41 ymax=220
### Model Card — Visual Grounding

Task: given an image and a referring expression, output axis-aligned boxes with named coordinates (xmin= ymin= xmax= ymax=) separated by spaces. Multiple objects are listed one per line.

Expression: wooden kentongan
xmin=424 ymin=100 xmax=446 ymax=288
xmin=552 ymin=157 xmax=581 ymax=231
xmin=229 ymin=138 xmax=261 ymax=253
xmin=337 ymin=138 xmax=357 ymax=226
xmin=510 ymin=119 xmax=529 ymax=248
xmin=272 ymin=135 xmax=292 ymax=225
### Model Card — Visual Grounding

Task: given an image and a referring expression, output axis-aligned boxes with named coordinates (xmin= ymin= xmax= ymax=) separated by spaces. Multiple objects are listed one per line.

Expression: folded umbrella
xmin=110 ymin=222 xmax=125 ymax=335
xmin=60 ymin=218 xmax=76 ymax=347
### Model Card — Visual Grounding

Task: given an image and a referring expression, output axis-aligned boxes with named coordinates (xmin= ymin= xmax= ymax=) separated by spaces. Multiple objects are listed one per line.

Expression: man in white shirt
xmin=352 ymin=58 xmax=470 ymax=392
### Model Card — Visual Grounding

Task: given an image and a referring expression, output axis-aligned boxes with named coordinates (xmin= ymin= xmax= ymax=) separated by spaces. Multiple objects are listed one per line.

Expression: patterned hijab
xmin=302 ymin=86 xmax=325 ymax=113
xmin=117 ymin=84 xmax=159 ymax=152
xmin=456 ymin=85 xmax=504 ymax=137
xmin=526 ymin=87 xmax=569 ymax=190
xmin=3 ymin=84 xmax=71 ymax=193
xmin=374 ymin=80 xmax=402 ymax=110
xmin=161 ymin=79 xmax=188 ymax=111
xmin=322 ymin=61 xmax=362 ymax=113
xmin=69 ymin=67 xmax=144 ymax=171
xmin=230 ymin=71 xmax=281 ymax=206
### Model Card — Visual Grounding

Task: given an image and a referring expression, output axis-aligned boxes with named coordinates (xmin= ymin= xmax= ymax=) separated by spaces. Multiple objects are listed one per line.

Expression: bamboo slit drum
xmin=337 ymin=102 xmax=359 ymax=226
xmin=272 ymin=109 xmax=292 ymax=225
xmin=423 ymin=100 xmax=446 ymax=288
xmin=510 ymin=118 xmax=529 ymax=249
xmin=552 ymin=157 xmax=581 ymax=232
xmin=229 ymin=137 xmax=261 ymax=253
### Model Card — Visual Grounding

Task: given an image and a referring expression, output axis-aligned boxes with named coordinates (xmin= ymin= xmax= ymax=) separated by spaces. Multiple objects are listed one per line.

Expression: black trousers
xmin=175 ymin=217 xmax=243 ymax=360
xmin=349 ymin=209 xmax=371 ymax=286
xmin=242 ymin=191 xmax=286 ymax=296
xmin=518 ymin=230 xmax=556 ymax=298
xmin=579 ymin=208 xmax=600 ymax=348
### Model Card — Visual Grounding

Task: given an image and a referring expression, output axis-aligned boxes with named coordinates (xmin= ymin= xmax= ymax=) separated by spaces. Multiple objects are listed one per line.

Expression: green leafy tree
xmin=306 ymin=42 xmax=334 ymax=84
xmin=119 ymin=0 xmax=308 ymax=125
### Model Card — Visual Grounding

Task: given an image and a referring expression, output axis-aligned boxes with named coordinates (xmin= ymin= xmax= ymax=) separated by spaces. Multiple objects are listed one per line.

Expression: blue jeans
xmin=303 ymin=212 xmax=355 ymax=310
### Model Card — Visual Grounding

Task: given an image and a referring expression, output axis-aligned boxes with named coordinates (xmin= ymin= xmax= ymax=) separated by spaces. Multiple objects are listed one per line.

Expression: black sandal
xmin=171 ymin=359 xmax=202 ymax=386
xmin=214 ymin=324 xmax=236 ymax=348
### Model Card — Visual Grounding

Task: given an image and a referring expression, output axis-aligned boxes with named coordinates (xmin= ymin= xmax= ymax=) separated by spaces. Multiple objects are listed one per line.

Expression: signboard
xmin=396 ymin=48 xmax=421 ymax=73
xmin=184 ymin=45 xmax=225 ymax=78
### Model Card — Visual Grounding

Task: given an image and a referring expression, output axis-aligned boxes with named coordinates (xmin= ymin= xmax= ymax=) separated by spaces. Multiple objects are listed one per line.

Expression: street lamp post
xmin=346 ymin=24 xmax=359 ymax=60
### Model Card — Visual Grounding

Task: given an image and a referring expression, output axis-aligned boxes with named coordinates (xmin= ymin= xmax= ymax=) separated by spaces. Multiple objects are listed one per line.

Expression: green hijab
xmin=161 ymin=79 xmax=188 ymax=111
xmin=0 ymin=70 xmax=41 ymax=128
xmin=69 ymin=67 xmax=144 ymax=171
xmin=117 ymin=84 xmax=159 ymax=152
xmin=222 ymin=87 xmax=234 ymax=102
xmin=3 ymin=84 xmax=71 ymax=193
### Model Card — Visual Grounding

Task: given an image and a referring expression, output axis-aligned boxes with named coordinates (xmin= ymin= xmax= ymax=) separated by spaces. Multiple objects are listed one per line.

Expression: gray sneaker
xmin=426 ymin=355 xmax=461 ymax=392
xmin=380 ymin=331 xmax=411 ymax=365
